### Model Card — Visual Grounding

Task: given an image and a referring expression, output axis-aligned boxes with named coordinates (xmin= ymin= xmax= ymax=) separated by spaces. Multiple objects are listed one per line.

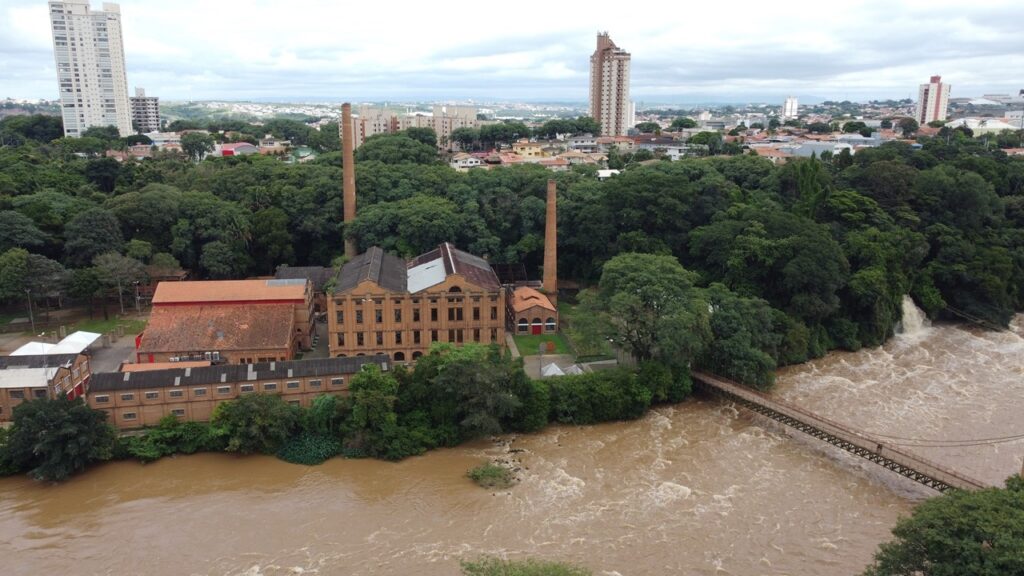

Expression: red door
xmin=532 ymin=324 xmax=542 ymax=335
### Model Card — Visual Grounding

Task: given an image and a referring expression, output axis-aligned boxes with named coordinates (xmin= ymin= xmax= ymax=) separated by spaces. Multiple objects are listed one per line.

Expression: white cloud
xmin=1 ymin=0 xmax=1022 ymax=102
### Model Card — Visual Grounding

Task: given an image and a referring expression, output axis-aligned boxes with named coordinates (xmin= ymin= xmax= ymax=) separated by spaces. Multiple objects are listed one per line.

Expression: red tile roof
xmin=512 ymin=286 xmax=556 ymax=313
xmin=139 ymin=304 xmax=296 ymax=354
xmin=152 ymin=279 xmax=307 ymax=305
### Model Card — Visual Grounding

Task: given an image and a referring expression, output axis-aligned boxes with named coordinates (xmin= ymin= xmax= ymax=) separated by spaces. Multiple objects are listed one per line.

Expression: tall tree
xmin=2 ymin=397 xmax=115 ymax=481
xmin=0 ymin=211 xmax=49 ymax=253
xmin=93 ymin=252 xmax=145 ymax=314
xmin=181 ymin=132 xmax=215 ymax=162
xmin=64 ymin=208 xmax=124 ymax=267
xmin=251 ymin=207 xmax=294 ymax=274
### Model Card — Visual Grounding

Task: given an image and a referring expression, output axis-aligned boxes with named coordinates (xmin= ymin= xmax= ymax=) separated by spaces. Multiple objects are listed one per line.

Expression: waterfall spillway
xmin=897 ymin=295 xmax=931 ymax=336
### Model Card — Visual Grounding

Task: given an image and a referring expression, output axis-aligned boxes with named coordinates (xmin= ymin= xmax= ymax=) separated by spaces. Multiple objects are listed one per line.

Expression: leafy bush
xmin=547 ymin=369 xmax=652 ymax=425
xmin=119 ymin=416 xmax=222 ymax=462
xmin=467 ymin=463 xmax=514 ymax=489
xmin=461 ymin=556 xmax=591 ymax=576
xmin=211 ymin=393 xmax=299 ymax=454
xmin=2 ymin=397 xmax=115 ymax=481
xmin=276 ymin=432 xmax=341 ymax=465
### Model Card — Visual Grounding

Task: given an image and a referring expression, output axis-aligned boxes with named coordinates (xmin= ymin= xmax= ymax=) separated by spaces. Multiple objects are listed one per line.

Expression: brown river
xmin=3 ymin=301 xmax=1023 ymax=575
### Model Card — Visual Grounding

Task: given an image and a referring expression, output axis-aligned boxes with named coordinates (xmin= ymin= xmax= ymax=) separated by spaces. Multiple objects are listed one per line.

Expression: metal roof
xmin=335 ymin=247 xmax=407 ymax=294
xmin=91 ymin=355 xmax=390 ymax=392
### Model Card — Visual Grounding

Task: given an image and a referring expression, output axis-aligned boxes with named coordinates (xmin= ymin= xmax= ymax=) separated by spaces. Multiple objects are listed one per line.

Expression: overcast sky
xmin=2 ymin=0 xmax=1023 ymax=104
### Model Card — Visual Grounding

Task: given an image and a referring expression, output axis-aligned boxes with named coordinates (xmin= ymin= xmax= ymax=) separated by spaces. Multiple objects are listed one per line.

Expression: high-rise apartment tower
xmin=589 ymin=32 xmax=631 ymax=136
xmin=129 ymin=87 xmax=160 ymax=133
xmin=915 ymin=75 xmax=951 ymax=125
xmin=48 ymin=0 xmax=132 ymax=137
xmin=783 ymin=96 xmax=799 ymax=119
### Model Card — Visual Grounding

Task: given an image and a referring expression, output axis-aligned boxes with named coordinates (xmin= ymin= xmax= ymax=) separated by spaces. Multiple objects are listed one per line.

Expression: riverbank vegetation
xmin=863 ymin=475 xmax=1024 ymax=576
xmin=467 ymin=463 xmax=515 ymax=489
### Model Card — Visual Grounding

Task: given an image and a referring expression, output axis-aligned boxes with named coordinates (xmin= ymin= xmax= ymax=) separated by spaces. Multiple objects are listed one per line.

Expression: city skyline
xmin=2 ymin=0 xmax=1023 ymax=103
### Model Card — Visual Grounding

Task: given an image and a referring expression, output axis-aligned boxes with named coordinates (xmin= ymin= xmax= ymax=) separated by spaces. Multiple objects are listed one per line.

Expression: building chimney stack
xmin=342 ymin=103 xmax=358 ymax=259
xmin=543 ymin=179 xmax=558 ymax=306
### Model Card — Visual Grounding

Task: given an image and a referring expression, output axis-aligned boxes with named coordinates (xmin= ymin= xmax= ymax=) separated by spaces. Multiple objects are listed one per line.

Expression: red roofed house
xmin=137 ymin=279 xmax=314 ymax=364
xmin=510 ymin=286 xmax=557 ymax=335
xmin=217 ymin=142 xmax=259 ymax=157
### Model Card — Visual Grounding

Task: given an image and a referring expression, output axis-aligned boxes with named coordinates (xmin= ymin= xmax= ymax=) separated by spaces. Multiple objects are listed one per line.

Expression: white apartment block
xmin=129 ymin=87 xmax=160 ymax=133
xmin=49 ymin=0 xmax=132 ymax=137
xmin=915 ymin=75 xmax=951 ymax=125
xmin=783 ymin=96 xmax=799 ymax=119
xmin=589 ymin=32 xmax=632 ymax=137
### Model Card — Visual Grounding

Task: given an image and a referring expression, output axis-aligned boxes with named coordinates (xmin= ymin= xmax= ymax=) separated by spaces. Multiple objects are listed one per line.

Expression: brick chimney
xmin=342 ymin=103 xmax=358 ymax=259
xmin=543 ymin=179 xmax=557 ymax=306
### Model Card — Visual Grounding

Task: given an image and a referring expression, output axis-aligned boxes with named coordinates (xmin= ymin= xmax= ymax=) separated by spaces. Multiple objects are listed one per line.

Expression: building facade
xmin=916 ymin=75 xmax=951 ymax=125
xmin=137 ymin=279 xmax=315 ymax=364
xmin=89 ymin=355 xmax=389 ymax=429
xmin=328 ymin=244 xmax=506 ymax=363
xmin=129 ymin=87 xmax=159 ymax=133
xmin=589 ymin=32 xmax=632 ymax=137
xmin=783 ymin=96 xmax=799 ymax=119
xmin=342 ymin=105 xmax=482 ymax=150
xmin=0 ymin=353 xmax=93 ymax=422
xmin=48 ymin=0 xmax=132 ymax=137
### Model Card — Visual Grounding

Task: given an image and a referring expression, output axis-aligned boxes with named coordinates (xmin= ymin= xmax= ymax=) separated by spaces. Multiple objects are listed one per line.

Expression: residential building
xmin=783 ymin=96 xmax=799 ymax=119
xmin=129 ymin=87 xmax=159 ymax=133
xmin=89 ymin=355 xmax=389 ymax=429
xmin=450 ymin=152 xmax=483 ymax=171
xmin=589 ymin=32 xmax=632 ymax=136
xmin=327 ymin=243 xmax=506 ymax=363
xmin=48 ymin=0 xmax=132 ymax=137
xmin=137 ymin=279 xmax=315 ymax=364
xmin=343 ymin=105 xmax=482 ymax=150
xmin=512 ymin=139 xmax=546 ymax=157
xmin=916 ymin=75 xmax=951 ymax=125
xmin=215 ymin=142 xmax=259 ymax=156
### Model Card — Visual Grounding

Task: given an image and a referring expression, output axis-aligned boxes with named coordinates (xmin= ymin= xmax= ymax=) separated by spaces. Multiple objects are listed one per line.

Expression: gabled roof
xmin=408 ymin=243 xmax=500 ymax=292
xmin=335 ymin=246 xmax=408 ymax=294
xmin=11 ymin=331 xmax=101 ymax=356
xmin=512 ymin=286 xmax=557 ymax=313
xmin=91 ymin=355 xmax=390 ymax=392
xmin=153 ymin=279 xmax=307 ymax=305
xmin=138 ymin=304 xmax=296 ymax=353
xmin=274 ymin=266 xmax=334 ymax=292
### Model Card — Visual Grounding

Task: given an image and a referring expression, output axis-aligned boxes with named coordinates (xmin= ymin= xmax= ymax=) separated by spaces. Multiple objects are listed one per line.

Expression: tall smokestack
xmin=543 ymin=179 xmax=557 ymax=306
xmin=342 ymin=103 xmax=358 ymax=259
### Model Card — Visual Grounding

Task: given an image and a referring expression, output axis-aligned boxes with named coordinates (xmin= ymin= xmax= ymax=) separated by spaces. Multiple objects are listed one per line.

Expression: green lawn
xmin=66 ymin=316 xmax=147 ymax=335
xmin=513 ymin=333 xmax=571 ymax=356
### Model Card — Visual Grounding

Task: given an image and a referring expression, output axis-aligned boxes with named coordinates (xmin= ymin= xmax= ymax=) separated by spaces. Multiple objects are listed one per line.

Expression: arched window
xmin=449 ymin=286 xmax=462 ymax=293
xmin=337 ymin=353 xmax=347 ymax=358
xmin=412 ymin=351 xmax=423 ymax=360
xmin=517 ymin=318 xmax=529 ymax=332
xmin=356 ymin=353 xmax=365 ymax=357
xmin=394 ymin=351 xmax=406 ymax=361
xmin=545 ymin=317 xmax=556 ymax=331
xmin=531 ymin=317 xmax=542 ymax=326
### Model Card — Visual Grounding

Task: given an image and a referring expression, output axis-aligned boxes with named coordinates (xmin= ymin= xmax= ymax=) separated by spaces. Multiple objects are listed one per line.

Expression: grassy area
xmin=66 ymin=316 xmax=147 ymax=335
xmin=513 ymin=333 xmax=571 ymax=356
xmin=557 ymin=302 xmax=615 ymax=360
xmin=467 ymin=463 xmax=515 ymax=489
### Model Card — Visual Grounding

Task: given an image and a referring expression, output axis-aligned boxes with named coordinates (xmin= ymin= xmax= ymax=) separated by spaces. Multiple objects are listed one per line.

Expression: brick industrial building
xmin=327 ymin=243 xmax=506 ymax=362
xmin=90 ymin=355 xmax=388 ymax=429
xmin=0 ymin=331 xmax=100 ymax=422
xmin=136 ymin=279 xmax=315 ymax=364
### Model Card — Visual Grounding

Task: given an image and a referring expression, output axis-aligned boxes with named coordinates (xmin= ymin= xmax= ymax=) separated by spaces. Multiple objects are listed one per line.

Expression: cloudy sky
xmin=2 ymin=0 xmax=1023 ymax=104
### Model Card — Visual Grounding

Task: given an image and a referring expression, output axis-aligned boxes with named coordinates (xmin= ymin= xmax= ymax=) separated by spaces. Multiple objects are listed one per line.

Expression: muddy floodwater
xmin=3 ymin=310 xmax=1022 ymax=575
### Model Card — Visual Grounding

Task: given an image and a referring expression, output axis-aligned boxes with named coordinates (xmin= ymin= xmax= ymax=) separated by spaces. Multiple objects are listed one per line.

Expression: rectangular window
xmin=309 ymin=379 xmax=322 ymax=389
xmin=394 ymin=309 xmax=402 ymax=322
xmin=431 ymin=330 xmax=438 ymax=342
xmin=336 ymin=311 xmax=344 ymax=324
xmin=413 ymin=309 xmax=421 ymax=322
xmin=330 ymin=378 xmax=344 ymax=387
xmin=474 ymin=328 xmax=481 ymax=342
xmin=240 ymin=384 xmax=254 ymax=393
xmin=171 ymin=409 xmax=185 ymax=417
xmin=33 ymin=389 xmax=47 ymax=399
xmin=457 ymin=308 xmax=464 ymax=321
xmin=473 ymin=307 xmax=480 ymax=321
xmin=123 ymin=412 xmax=137 ymax=420
xmin=120 ymin=393 xmax=134 ymax=401
xmin=95 ymin=395 xmax=110 ymax=403
xmin=264 ymin=383 xmax=278 ymax=391
xmin=145 ymin=391 xmax=159 ymax=400
xmin=217 ymin=386 xmax=231 ymax=394
xmin=337 ymin=333 xmax=345 ymax=346
xmin=448 ymin=308 xmax=455 ymax=321
xmin=448 ymin=329 xmax=455 ymax=342
xmin=491 ymin=307 xmax=498 ymax=320
xmin=375 ymin=309 xmax=382 ymax=323
xmin=194 ymin=388 xmax=207 ymax=397
xmin=491 ymin=328 xmax=498 ymax=342
xmin=395 ymin=331 xmax=403 ymax=345
xmin=286 ymin=381 xmax=300 ymax=389
xmin=414 ymin=331 xmax=422 ymax=344
xmin=431 ymin=308 xmax=438 ymax=322
xmin=169 ymin=390 xmax=184 ymax=398
xmin=376 ymin=332 xmax=383 ymax=346
xmin=357 ymin=332 xmax=365 ymax=347
xmin=8 ymin=390 xmax=24 ymax=400
xmin=356 ymin=310 xmax=363 ymax=324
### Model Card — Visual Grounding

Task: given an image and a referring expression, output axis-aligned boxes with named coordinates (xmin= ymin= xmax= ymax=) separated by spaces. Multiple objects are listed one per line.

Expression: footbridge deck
xmin=692 ymin=372 xmax=992 ymax=493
